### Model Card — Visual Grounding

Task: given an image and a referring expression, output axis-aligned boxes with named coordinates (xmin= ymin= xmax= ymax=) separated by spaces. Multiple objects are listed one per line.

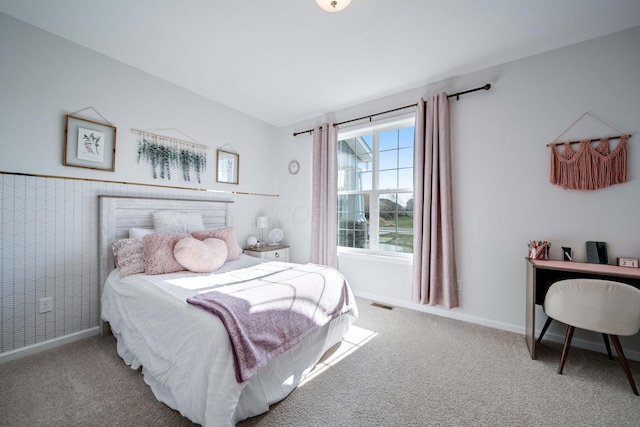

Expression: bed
xmin=98 ymin=196 xmax=358 ymax=426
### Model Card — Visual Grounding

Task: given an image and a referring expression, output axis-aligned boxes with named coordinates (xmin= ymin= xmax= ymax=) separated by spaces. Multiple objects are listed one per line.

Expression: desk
xmin=525 ymin=258 xmax=640 ymax=359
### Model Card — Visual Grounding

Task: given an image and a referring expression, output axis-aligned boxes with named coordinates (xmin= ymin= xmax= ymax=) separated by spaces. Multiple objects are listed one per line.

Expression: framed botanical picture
xmin=64 ymin=114 xmax=117 ymax=171
xmin=216 ymin=149 xmax=239 ymax=184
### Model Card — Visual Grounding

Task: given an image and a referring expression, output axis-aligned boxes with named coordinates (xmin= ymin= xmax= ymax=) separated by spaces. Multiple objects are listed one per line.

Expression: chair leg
xmin=602 ymin=334 xmax=613 ymax=360
xmin=558 ymin=325 xmax=575 ymax=375
xmin=537 ymin=316 xmax=553 ymax=343
xmin=610 ymin=335 xmax=639 ymax=396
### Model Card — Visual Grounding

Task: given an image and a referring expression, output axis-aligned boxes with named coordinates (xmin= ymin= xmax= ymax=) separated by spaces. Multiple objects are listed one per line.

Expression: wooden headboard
xmin=98 ymin=195 xmax=232 ymax=291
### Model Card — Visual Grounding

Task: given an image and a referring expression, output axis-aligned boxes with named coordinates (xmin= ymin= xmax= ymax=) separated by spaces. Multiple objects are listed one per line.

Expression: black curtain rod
xmin=292 ymin=83 xmax=491 ymax=136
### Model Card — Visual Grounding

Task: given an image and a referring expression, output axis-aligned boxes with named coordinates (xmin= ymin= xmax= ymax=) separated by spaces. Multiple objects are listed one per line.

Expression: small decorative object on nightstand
xmin=246 ymin=235 xmax=258 ymax=249
xmin=244 ymin=245 xmax=289 ymax=262
xmin=268 ymin=228 xmax=284 ymax=245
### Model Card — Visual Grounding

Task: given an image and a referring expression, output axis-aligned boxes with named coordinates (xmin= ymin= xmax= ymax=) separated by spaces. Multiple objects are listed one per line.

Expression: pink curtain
xmin=311 ymin=123 xmax=338 ymax=268
xmin=412 ymin=94 xmax=459 ymax=308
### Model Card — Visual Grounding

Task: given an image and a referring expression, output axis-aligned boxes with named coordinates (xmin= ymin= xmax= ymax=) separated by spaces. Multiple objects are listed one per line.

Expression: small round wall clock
xmin=288 ymin=160 xmax=300 ymax=174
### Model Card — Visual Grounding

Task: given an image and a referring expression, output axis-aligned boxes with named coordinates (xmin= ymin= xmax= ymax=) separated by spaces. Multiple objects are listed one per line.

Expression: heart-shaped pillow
xmin=174 ymin=237 xmax=228 ymax=273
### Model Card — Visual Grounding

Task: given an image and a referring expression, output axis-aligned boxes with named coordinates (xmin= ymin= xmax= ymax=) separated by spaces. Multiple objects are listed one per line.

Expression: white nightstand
xmin=244 ymin=245 xmax=289 ymax=262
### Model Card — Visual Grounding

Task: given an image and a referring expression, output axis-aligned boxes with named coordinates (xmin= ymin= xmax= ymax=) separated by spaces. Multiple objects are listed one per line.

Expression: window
xmin=337 ymin=116 xmax=415 ymax=255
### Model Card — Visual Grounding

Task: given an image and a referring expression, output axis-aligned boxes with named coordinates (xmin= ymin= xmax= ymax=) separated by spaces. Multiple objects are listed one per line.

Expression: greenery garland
xmin=137 ymin=139 xmax=207 ymax=183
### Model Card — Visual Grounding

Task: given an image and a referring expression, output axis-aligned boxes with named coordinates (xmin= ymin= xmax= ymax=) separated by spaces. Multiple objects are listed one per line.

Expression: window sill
xmin=337 ymin=249 xmax=413 ymax=266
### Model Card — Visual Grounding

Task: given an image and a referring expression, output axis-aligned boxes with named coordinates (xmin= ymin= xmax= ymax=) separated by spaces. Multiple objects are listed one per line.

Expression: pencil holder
xmin=528 ymin=240 xmax=550 ymax=260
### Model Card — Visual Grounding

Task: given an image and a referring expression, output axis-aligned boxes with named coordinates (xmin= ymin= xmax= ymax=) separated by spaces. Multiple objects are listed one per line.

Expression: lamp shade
xmin=315 ymin=0 xmax=351 ymax=12
xmin=257 ymin=216 xmax=269 ymax=229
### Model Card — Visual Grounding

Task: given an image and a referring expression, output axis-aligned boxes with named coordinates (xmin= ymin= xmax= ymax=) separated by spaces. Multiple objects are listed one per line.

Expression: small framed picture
xmin=64 ymin=114 xmax=116 ymax=171
xmin=216 ymin=149 xmax=239 ymax=184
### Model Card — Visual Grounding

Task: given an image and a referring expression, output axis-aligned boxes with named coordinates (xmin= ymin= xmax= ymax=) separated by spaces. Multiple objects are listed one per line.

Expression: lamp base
xmin=258 ymin=228 xmax=266 ymax=248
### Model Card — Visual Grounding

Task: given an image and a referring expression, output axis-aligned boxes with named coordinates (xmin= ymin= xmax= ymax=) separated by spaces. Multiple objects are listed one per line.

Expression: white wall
xmin=0 ymin=13 xmax=278 ymax=195
xmin=0 ymin=13 xmax=282 ymax=358
xmin=276 ymin=26 xmax=640 ymax=358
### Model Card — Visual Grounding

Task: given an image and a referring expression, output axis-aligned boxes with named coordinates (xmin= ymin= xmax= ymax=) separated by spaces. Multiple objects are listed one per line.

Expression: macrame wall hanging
xmin=547 ymin=112 xmax=631 ymax=191
xmin=133 ymin=128 xmax=207 ymax=183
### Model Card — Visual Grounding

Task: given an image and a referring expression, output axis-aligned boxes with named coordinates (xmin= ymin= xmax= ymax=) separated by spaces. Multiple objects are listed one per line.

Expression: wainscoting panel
xmin=0 ymin=173 xmax=277 ymax=354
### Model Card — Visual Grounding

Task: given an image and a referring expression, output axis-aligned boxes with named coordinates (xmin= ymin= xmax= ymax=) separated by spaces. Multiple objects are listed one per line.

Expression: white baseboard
xmin=0 ymin=327 xmax=101 ymax=364
xmin=354 ymin=291 xmax=523 ymax=332
xmin=353 ymin=291 xmax=640 ymax=362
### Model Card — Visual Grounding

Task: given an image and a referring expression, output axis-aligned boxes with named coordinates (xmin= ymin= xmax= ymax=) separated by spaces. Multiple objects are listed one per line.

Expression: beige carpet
xmin=1 ymin=297 xmax=639 ymax=426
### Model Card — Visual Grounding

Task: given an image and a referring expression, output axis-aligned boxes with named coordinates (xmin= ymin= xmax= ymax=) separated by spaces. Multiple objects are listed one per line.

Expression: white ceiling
xmin=2 ymin=1 xmax=640 ymax=128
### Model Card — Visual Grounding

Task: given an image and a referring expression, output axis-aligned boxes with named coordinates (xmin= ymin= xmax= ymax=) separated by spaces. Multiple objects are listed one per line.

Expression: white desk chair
xmin=543 ymin=278 xmax=640 ymax=395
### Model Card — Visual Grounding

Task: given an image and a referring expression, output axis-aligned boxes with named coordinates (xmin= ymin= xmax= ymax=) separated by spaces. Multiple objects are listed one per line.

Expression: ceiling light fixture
xmin=315 ymin=0 xmax=351 ymax=12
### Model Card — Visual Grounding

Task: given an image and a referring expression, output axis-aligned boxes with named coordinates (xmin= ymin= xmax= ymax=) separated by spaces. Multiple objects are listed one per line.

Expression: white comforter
xmin=101 ymin=255 xmax=357 ymax=426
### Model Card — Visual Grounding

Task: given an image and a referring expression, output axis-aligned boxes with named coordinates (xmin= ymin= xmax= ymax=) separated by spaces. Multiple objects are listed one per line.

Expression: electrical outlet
xmin=39 ymin=297 xmax=52 ymax=313
xmin=457 ymin=279 xmax=463 ymax=291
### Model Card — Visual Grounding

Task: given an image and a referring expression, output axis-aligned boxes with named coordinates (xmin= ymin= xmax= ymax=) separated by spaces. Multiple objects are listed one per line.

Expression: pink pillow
xmin=191 ymin=227 xmax=242 ymax=262
xmin=142 ymin=233 xmax=190 ymax=275
xmin=174 ymin=237 xmax=228 ymax=273
xmin=112 ymin=238 xmax=145 ymax=277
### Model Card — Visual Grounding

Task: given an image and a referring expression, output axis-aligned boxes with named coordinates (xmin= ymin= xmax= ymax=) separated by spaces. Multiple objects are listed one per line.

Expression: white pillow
xmin=174 ymin=237 xmax=228 ymax=273
xmin=129 ymin=228 xmax=154 ymax=239
xmin=153 ymin=211 xmax=205 ymax=234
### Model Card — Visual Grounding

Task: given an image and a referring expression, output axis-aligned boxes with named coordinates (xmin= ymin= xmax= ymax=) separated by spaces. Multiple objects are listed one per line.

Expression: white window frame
xmin=337 ymin=114 xmax=415 ymax=260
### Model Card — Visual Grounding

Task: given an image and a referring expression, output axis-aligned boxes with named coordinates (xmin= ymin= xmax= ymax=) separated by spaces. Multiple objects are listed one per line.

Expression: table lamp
xmin=257 ymin=216 xmax=268 ymax=248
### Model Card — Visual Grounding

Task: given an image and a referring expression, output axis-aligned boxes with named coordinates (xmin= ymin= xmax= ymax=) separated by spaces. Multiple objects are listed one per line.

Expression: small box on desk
xmin=617 ymin=258 xmax=639 ymax=268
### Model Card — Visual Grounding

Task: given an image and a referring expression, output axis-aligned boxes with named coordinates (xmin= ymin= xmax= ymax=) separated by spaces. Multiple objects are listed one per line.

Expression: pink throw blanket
xmin=187 ymin=263 xmax=355 ymax=383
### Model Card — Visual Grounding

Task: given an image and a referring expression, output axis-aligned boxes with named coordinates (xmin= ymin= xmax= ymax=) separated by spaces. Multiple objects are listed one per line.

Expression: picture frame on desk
xmin=586 ymin=241 xmax=608 ymax=264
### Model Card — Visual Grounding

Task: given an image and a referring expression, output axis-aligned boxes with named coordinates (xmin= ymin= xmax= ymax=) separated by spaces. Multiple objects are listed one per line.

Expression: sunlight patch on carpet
xmin=298 ymin=325 xmax=377 ymax=387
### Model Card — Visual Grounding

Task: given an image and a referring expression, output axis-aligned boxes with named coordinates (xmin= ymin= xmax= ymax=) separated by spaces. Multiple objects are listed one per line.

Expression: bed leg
xmin=101 ymin=321 xmax=112 ymax=336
